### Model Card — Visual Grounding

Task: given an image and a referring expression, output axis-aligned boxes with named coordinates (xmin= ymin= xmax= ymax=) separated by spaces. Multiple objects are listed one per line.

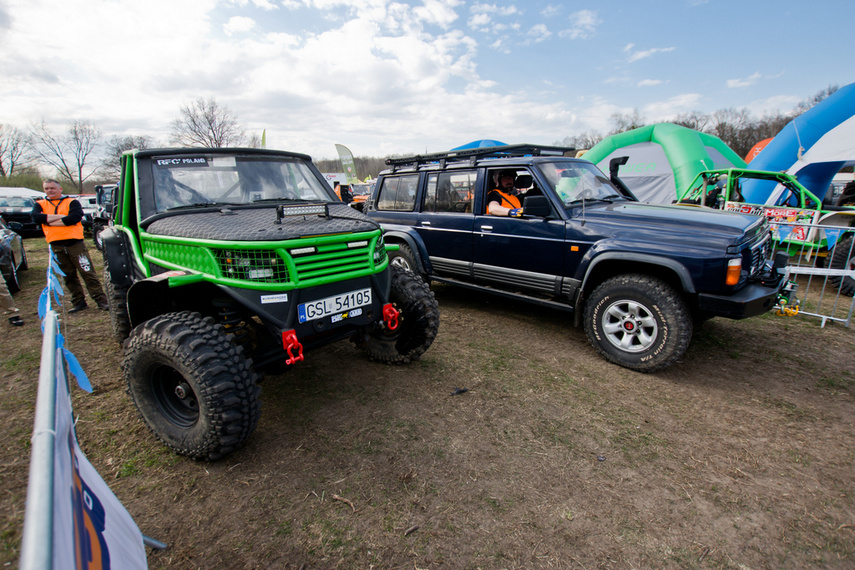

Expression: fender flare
xmin=101 ymin=226 xmax=133 ymax=286
xmin=382 ymin=228 xmax=433 ymax=274
xmin=580 ymin=252 xmax=696 ymax=294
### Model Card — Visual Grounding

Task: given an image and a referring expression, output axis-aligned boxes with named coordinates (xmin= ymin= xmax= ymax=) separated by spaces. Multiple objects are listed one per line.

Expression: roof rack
xmin=385 ymin=144 xmax=576 ymax=172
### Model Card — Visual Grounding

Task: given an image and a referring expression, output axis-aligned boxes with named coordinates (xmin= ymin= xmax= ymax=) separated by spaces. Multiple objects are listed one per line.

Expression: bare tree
xmin=0 ymin=124 xmax=32 ymax=177
xmin=554 ymin=131 xmax=604 ymax=152
xmin=608 ymin=109 xmax=645 ymax=135
xmin=796 ymin=84 xmax=839 ymax=114
xmin=170 ymin=98 xmax=246 ymax=147
xmin=30 ymin=120 xmax=102 ymax=192
xmin=101 ymin=134 xmax=153 ymax=179
xmin=672 ymin=111 xmax=710 ymax=132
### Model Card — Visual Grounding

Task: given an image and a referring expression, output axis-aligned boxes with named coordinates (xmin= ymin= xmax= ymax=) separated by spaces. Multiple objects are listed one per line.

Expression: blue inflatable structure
xmin=742 ymin=82 xmax=855 ymax=203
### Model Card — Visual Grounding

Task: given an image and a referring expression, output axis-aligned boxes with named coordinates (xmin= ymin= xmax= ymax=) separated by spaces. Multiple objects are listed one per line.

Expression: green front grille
xmin=214 ymin=249 xmax=289 ymax=283
xmin=141 ymin=233 xmax=384 ymax=289
xmin=290 ymin=240 xmax=373 ymax=281
xmin=144 ymin=241 xmax=219 ymax=274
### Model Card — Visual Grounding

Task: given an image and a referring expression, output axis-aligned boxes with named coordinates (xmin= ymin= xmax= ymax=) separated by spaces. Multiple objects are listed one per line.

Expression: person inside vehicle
xmin=487 ymin=169 xmax=524 ymax=217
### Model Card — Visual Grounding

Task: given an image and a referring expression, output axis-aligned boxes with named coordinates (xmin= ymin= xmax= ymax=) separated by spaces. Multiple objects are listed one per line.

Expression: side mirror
xmin=523 ymin=195 xmax=551 ymax=217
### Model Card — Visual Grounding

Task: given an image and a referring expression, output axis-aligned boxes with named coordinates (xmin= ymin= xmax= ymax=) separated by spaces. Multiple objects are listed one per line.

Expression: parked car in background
xmin=92 ymin=184 xmax=118 ymax=251
xmin=70 ymin=194 xmax=99 ymax=231
xmin=0 ymin=217 xmax=28 ymax=293
xmin=0 ymin=193 xmax=42 ymax=236
xmin=349 ymin=181 xmax=375 ymax=212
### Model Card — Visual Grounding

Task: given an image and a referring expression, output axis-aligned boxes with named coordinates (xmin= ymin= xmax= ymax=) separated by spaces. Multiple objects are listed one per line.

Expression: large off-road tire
xmin=388 ymin=243 xmax=418 ymax=273
xmin=123 ymin=311 xmax=261 ymax=461
xmin=18 ymin=247 xmax=28 ymax=271
xmin=829 ymin=236 xmax=855 ymax=296
xmin=359 ymin=266 xmax=440 ymax=364
xmin=103 ymin=263 xmax=132 ymax=343
xmin=584 ymin=274 xmax=692 ymax=373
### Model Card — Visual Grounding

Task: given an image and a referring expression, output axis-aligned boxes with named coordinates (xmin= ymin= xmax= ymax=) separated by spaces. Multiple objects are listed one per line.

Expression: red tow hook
xmin=282 ymin=330 xmax=304 ymax=365
xmin=382 ymin=303 xmax=400 ymax=330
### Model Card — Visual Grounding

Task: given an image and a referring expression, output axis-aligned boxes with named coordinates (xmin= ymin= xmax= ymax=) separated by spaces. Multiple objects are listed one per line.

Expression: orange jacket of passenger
xmin=35 ymin=197 xmax=84 ymax=242
xmin=489 ymin=189 xmax=522 ymax=210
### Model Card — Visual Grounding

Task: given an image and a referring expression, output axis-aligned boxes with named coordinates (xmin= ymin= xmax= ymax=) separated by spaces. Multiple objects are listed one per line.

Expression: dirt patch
xmin=3 ymin=238 xmax=855 ymax=568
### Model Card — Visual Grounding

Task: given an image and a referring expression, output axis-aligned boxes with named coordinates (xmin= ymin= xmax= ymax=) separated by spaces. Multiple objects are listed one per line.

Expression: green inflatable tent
xmin=582 ymin=124 xmax=746 ymax=203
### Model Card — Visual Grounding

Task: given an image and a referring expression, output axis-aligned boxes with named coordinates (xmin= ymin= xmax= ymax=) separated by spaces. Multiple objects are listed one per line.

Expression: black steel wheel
xmin=123 ymin=311 xmax=261 ymax=460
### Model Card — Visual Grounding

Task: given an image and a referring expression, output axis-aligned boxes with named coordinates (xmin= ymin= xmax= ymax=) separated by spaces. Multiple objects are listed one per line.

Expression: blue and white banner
xmin=51 ymin=343 xmax=147 ymax=569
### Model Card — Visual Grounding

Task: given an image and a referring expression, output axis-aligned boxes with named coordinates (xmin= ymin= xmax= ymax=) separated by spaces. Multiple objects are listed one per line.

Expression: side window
xmin=423 ymin=171 xmax=475 ymax=213
xmin=376 ymin=174 xmax=419 ymax=211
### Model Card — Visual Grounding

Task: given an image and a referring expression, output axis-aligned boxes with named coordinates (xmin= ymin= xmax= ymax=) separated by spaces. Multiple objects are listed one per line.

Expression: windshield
xmin=537 ymin=161 xmax=623 ymax=206
xmin=151 ymin=154 xmax=333 ymax=214
xmin=0 ymin=197 xmax=35 ymax=208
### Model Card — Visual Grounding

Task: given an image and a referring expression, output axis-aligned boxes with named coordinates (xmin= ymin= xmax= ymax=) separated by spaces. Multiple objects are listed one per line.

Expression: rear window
xmin=375 ymin=174 xmax=419 ymax=211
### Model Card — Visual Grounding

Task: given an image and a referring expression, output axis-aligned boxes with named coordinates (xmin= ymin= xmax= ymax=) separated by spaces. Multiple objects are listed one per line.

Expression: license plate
xmin=298 ymin=288 xmax=372 ymax=323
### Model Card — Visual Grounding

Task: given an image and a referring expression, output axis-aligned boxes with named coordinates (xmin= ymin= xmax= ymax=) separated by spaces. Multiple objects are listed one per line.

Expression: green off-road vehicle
xmin=101 ymin=147 xmax=439 ymax=460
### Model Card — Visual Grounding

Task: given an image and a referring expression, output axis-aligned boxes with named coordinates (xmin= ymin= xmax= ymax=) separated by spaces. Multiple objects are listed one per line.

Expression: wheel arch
xmin=127 ymin=278 xmax=223 ymax=330
xmin=580 ymin=253 xmax=695 ymax=301
xmin=382 ymin=229 xmax=432 ymax=274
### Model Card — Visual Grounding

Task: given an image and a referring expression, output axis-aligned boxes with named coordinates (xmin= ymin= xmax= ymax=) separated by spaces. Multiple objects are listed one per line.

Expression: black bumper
xmin=697 ymin=273 xmax=789 ymax=320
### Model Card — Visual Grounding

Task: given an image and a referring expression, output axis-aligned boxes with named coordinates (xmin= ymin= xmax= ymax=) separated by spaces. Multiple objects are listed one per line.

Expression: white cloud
xmin=527 ymin=23 xmax=550 ymax=43
xmin=224 ymin=16 xmax=257 ymax=36
xmin=414 ymin=0 xmax=462 ymax=28
xmin=638 ymin=79 xmax=663 ymax=87
xmin=468 ymin=2 xmax=520 ymax=32
xmin=625 ymin=45 xmax=676 ymax=63
xmin=541 ymin=4 xmax=560 ymax=18
xmin=644 ymin=93 xmax=704 ymax=122
xmin=227 ymin=0 xmax=279 ymax=9
xmin=559 ymin=10 xmax=599 ymax=40
xmin=727 ymin=72 xmax=763 ymax=88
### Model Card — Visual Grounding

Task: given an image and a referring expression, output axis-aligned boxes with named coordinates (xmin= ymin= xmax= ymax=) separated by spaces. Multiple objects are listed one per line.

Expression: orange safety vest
xmin=36 ymin=196 xmax=84 ymax=242
xmin=490 ymin=189 xmax=521 ymax=210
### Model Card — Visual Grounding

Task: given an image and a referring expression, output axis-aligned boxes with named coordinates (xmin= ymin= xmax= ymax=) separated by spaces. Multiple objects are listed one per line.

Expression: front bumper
xmin=697 ymin=259 xmax=791 ymax=320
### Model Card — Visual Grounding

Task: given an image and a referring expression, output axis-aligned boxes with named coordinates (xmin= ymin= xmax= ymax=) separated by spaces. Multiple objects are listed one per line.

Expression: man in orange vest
xmin=486 ymin=169 xmax=523 ymax=217
xmin=32 ymin=179 xmax=109 ymax=313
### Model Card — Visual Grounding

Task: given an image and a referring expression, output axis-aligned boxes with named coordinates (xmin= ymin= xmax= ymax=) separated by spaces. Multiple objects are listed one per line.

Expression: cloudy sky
xmin=1 ymin=0 xmax=851 ymax=161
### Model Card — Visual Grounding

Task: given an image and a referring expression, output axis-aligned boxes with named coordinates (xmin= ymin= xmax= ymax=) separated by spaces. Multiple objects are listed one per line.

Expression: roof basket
xmin=385 ymin=144 xmax=576 ymax=172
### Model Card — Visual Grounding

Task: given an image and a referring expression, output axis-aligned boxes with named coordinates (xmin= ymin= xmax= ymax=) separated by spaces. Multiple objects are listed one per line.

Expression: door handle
xmin=480 ymin=225 xmax=493 ymax=232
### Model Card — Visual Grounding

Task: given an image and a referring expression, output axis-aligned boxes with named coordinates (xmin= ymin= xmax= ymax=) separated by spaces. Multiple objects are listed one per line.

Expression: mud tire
xmin=829 ymin=236 xmax=855 ymax=296
xmin=359 ymin=266 xmax=439 ymax=364
xmin=584 ymin=274 xmax=692 ymax=372
xmin=123 ymin=311 xmax=261 ymax=461
xmin=103 ymin=262 xmax=132 ymax=343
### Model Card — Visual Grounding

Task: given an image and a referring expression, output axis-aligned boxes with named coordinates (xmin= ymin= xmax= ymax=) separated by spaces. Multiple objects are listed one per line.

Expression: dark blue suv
xmin=367 ymin=144 xmax=792 ymax=372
